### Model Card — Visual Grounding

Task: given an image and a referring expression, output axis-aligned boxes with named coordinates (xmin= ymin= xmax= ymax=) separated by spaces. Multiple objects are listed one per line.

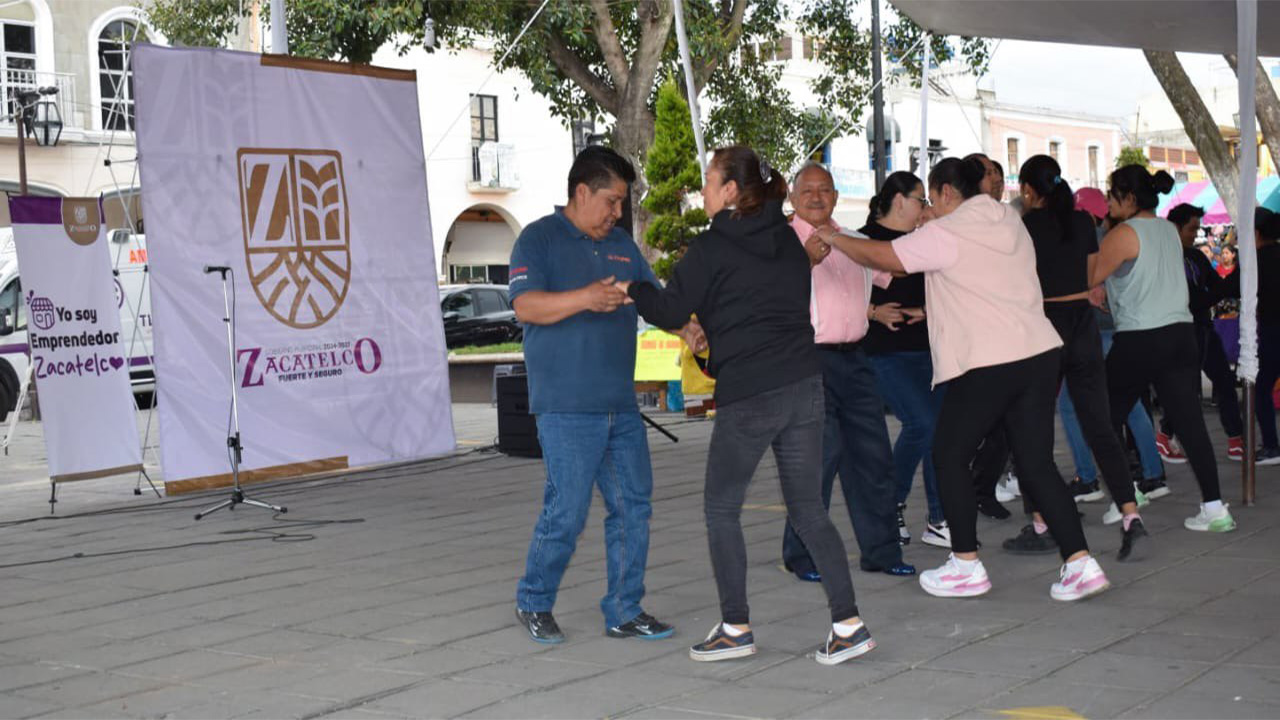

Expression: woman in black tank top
xmin=1008 ymin=155 xmax=1146 ymax=563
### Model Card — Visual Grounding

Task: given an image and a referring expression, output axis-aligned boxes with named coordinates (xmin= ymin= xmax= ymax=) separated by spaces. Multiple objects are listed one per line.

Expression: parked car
xmin=439 ymin=284 xmax=522 ymax=349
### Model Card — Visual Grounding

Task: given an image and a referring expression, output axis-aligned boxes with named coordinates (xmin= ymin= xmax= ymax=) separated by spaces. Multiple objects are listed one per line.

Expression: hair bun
xmin=1153 ymin=170 xmax=1176 ymax=195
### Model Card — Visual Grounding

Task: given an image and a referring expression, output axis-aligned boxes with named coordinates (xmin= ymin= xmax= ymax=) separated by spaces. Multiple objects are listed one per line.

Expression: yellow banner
xmin=634 ymin=329 xmax=683 ymax=381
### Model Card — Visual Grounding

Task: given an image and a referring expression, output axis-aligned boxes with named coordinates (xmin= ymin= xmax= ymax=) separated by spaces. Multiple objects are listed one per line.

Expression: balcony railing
xmin=1 ymin=69 xmax=78 ymax=131
xmin=469 ymin=141 xmax=520 ymax=192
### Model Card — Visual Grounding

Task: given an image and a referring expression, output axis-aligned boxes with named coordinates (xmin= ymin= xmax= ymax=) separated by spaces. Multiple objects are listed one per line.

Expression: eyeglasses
xmin=907 ymin=195 xmax=931 ymax=207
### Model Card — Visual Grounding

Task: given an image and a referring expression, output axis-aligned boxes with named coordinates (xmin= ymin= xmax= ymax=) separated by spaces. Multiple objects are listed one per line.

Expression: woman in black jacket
xmin=619 ymin=146 xmax=873 ymax=667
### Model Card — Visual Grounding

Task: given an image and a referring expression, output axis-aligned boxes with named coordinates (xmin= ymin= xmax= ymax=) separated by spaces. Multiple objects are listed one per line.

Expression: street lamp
xmin=13 ymin=86 xmax=62 ymax=196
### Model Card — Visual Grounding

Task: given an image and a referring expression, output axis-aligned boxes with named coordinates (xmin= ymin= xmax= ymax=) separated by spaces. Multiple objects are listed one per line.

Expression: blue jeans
xmin=869 ymin=351 xmax=945 ymax=524
xmin=782 ymin=347 xmax=903 ymax=572
xmin=516 ymin=411 xmax=653 ymax=628
xmin=1059 ymin=330 xmax=1162 ymax=482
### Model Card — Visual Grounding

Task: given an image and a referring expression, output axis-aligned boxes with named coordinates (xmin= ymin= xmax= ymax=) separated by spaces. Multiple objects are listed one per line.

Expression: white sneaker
xmin=1184 ymin=503 xmax=1237 ymax=533
xmin=921 ymin=521 xmax=952 ymax=549
xmin=1101 ymin=502 xmax=1122 ymax=526
xmin=1103 ymin=485 xmax=1151 ymax=525
xmin=995 ymin=472 xmax=1021 ymax=502
xmin=1050 ymin=556 xmax=1111 ymax=601
xmin=919 ymin=554 xmax=991 ymax=598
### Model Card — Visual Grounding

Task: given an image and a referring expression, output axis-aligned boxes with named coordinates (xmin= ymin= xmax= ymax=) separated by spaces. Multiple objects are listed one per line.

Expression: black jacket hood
xmin=708 ymin=200 xmax=790 ymax=260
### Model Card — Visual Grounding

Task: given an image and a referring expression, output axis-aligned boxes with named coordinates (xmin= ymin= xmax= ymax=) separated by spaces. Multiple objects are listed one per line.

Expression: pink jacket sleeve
xmin=892 ymin=223 xmax=961 ymax=274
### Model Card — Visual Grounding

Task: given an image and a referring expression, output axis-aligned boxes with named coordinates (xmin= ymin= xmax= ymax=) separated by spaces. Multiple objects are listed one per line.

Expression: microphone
xmin=203 ymin=265 xmax=231 ymax=274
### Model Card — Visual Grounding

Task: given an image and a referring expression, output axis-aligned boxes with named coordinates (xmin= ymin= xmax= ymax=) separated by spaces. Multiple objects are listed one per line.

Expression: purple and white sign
xmin=8 ymin=197 xmax=143 ymax=482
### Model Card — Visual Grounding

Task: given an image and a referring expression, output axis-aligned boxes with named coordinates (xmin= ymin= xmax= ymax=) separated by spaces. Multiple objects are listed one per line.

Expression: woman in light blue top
xmin=1090 ymin=165 xmax=1235 ymax=534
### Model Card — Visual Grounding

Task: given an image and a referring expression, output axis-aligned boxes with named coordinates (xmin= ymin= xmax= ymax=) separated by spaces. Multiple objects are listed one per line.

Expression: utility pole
xmin=871 ymin=0 xmax=886 ymax=189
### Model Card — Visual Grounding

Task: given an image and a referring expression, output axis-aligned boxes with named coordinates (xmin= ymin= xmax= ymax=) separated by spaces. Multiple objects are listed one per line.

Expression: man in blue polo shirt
xmin=510 ymin=147 xmax=684 ymax=644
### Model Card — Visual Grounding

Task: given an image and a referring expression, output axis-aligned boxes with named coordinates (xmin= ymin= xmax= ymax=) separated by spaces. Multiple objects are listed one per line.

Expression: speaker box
xmin=496 ymin=373 xmax=542 ymax=458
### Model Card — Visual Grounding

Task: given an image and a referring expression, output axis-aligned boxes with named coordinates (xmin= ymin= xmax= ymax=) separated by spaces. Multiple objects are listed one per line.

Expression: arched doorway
xmin=441 ymin=204 xmax=520 ymax=285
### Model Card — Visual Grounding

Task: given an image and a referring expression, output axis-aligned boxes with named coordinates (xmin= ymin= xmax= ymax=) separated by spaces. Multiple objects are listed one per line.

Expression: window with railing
xmin=1 ymin=20 xmax=35 ymax=118
xmin=98 ymin=19 xmax=145 ymax=131
xmin=470 ymin=94 xmax=498 ymax=181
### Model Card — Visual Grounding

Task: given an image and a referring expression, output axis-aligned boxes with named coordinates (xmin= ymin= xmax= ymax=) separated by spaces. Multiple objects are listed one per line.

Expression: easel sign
xmin=8 ymin=197 xmax=143 ymax=498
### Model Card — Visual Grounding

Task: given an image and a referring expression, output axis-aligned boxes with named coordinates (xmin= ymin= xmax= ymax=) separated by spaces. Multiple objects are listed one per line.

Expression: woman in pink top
xmin=815 ymin=157 xmax=1111 ymax=603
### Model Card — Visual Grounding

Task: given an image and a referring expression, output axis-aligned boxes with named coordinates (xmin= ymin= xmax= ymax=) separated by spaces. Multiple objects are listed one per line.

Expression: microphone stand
xmin=194 ymin=266 xmax=287 ymax=520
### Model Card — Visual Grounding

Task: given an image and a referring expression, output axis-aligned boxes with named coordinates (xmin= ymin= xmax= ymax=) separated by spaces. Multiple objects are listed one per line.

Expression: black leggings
xmin=934 ymin=349 xmax=1089 ymax=561
xmin=1108 ymin=323 xmax=1221 ymax=503
xmin=1159 ymin=322 xmax=1243 ymax=440
xmin=1042 ymin=301 xmax=1136 ymax=508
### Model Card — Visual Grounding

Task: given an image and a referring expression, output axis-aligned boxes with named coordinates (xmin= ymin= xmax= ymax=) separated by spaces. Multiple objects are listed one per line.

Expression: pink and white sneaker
xmin=919 ymin=554 xmax=991 ymax=598
xmin=1050 ymin=556 xmax=1110 ymax=601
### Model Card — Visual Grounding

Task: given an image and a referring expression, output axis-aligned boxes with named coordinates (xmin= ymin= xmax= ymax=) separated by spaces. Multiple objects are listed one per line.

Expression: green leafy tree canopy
xmin=642 ymin=80 xmax=708 ymax=278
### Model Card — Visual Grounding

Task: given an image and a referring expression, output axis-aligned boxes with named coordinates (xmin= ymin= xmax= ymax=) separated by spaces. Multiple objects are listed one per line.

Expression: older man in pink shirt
xmin=780 ymin=164 xmax=917 ymax=582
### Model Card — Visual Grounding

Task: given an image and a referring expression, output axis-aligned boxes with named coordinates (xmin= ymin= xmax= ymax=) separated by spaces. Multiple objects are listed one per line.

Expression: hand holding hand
xmin=1087 ymin=285 xmax=1107 ymax=310
xmin=677 ymin=318 xmax=708 ymax=354
xmin=902 ymin=306 xmax=926 ymax=325
xmin=805 ymin=234 xmax=832 ymax=265
xmin=583 ymin=276 xmax=630 ymax=313
xmin=870 ymin=301 xmax=907 ymax=330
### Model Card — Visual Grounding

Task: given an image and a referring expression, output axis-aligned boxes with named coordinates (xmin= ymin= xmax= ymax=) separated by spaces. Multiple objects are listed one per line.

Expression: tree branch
xmin=587 ymin=0 xmax=629 ymax=94
xmin=625 ymin=0 xmax=673 ymax=112
xmin=545 ymin=30 xmax=621 ymax=116
xmin=693 ymin=0 xmax=747 ymax=95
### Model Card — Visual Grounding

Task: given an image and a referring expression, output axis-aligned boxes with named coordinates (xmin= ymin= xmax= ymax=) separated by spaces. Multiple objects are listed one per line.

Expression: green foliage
xmin=144 ymin=0 xmax=238 ymax=48
xmin=643 ymin=81 xmax=708 ymax=279
xmin=145 ymin=0 xmax=992 ymax=182
xmin=1116 ymin=146 xmax=1151 ymax=169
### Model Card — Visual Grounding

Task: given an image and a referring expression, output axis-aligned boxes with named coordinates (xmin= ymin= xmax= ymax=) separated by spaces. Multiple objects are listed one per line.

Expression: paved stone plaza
xmin=1 ymin=404 xmax=1279 ymax=719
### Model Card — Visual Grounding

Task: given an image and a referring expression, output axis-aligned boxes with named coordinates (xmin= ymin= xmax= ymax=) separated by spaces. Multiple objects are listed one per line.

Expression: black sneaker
xmin=689 ymin=623 xmax=756 ymax=662
xmin=515 ymin=608 xmax=564 ymax=644
xmin=897 ymin=503 xmax=910 ymax=546
xmin=1258 ymin=447 xmax=1280 ymax=466
xmin=1068 ymin=477 xmax=1105 ymax=503
xmin=1001 ymin=524 xmax=1058 ymax=555
xmin=815 ymin=623 xmax=876 ymax=666
xmin=1136 ymin=475 xmax=1172 ymax=499
xmin=977 ymin=496 xmax=1012 ymax=520
xmin=606 ymin=612 xmax=674 ymax=640
xmin=1117 ymin=517 xmax=1148 ymax=562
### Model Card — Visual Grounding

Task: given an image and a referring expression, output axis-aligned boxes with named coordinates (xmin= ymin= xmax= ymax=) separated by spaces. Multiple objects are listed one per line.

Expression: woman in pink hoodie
xmin=815 ymin=156 xmax=1110 ymax=602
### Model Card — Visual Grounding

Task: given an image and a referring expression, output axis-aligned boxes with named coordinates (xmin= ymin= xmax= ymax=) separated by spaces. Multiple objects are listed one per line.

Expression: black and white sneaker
xmin=815 ymin=623 xmax=876 ymax=666
xmin=516 ymin=608 xmax=565 ymax=644
xmin=606 ymin=612 xmax=674 ymax=640
xmin=1136 ymin=475 xmax=1172 ymax=499
xmin=1068 ymin=477 xmax=1105 ymax=503
xmin=897 ymin=503 xmax=911 ymax=546
xmin=1257 ymin=447 xmax=1280 ymax=466
xmin=689 ymin=623 xmax=756 ymax=662
xmin=921 ymin=521 xmax=951 ymax=549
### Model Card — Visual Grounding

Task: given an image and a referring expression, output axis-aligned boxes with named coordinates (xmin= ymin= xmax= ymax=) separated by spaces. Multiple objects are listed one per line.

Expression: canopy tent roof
xmin=892 ymin=0 xmax=1280 ymax=56
xmin=1158 ymin=176 xmax=1280 ymax=224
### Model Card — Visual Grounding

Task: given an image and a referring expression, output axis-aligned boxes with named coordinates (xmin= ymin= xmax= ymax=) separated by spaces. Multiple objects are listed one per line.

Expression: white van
xmin=0 ymin=228 xmax=154 ymax=420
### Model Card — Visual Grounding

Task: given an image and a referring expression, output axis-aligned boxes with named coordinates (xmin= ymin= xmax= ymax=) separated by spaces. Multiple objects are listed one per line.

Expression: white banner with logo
xmin=133 ymin=45 xmax=454 ymax=491
xmin=8 ymin=197 xmax=143 ymax=482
